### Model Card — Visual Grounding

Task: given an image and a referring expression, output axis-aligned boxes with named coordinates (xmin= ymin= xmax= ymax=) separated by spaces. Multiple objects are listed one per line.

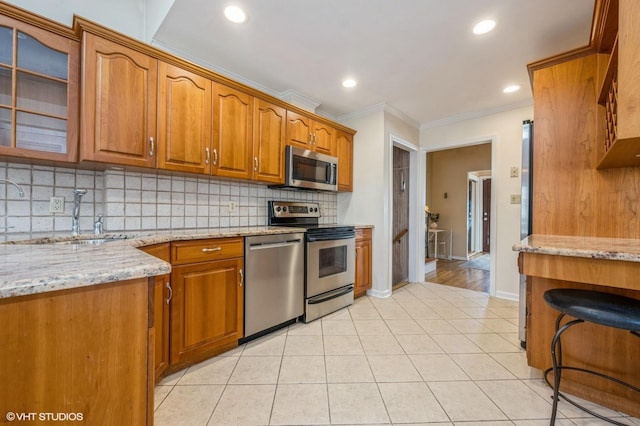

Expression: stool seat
xmin=544 ymin=289 xmax=640 ymax=331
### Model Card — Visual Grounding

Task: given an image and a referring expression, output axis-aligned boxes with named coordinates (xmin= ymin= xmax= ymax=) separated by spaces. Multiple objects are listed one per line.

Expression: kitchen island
xmin=514 ymin=234 xmax=640 ymax=417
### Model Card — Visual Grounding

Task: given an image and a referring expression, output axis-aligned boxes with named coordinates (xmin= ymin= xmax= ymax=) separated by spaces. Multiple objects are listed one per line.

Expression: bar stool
xmin=543 ymin=289 xmax=640 ymax=426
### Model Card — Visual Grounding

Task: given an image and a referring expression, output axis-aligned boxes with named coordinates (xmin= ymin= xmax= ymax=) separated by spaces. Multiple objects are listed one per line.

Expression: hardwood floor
xmin=424 ymin=256 xmax=489 ymax=293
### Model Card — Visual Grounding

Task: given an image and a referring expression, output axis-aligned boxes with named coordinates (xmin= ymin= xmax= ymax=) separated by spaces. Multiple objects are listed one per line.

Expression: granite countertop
xmin=1 ymin=226 xmax=307 ymax=300
xmin=513 ymin=234 xmax=640 ymax=262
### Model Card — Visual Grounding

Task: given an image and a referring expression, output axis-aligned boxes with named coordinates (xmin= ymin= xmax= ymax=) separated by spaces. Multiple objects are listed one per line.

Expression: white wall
xmin=338 ymin=106 xmax=420 ymax=298
xmin=6 ymin=0 xmax=146 ymax=40
xmin=420 ymin=105 xmax=533 ymax=300
xmin=145 ymin=0 xmax=175 ymax=42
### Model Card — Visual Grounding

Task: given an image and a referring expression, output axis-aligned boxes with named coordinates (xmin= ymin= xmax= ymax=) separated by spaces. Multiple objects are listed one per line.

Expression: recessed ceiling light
xmin=473 ymin=19 xmax=496 ymax=35
xmin=503 ymin=85 xmax=521 ymax=94
xmin=342 ymin=79 xmax=357 ymax=88
xmin=224 ymin=5 xmax=246 ymax=23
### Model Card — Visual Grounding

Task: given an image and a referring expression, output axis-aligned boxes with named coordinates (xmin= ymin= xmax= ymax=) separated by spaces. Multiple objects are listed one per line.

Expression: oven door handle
xmin=306 ymin=233 xmax=355 ymax=242
xmin=249 ymin=239 xmax=302 ymax=250
xmin=307 ymin=285 xmax=354 ymax=305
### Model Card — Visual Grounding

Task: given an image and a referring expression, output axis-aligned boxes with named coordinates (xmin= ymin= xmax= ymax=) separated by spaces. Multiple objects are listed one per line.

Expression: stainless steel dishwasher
xmin=244 ymin=232 xmax=304 ymax=338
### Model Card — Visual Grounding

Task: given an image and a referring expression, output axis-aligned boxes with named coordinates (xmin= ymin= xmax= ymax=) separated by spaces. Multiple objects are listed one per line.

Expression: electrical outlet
xmin=50 ymin=196 xmax=65 ymax=213
xmin=228 ymin=201 xmax=237 ymax=212
xmin=510 ymin=194 xmax=522 ymax=204
xmin=510 ymin=166 xmax=519 ymax=178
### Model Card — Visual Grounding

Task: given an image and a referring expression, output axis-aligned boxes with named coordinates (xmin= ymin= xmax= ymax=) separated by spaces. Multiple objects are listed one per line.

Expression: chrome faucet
xmin=0 ymin=178 xmax=25 ymax=198
xmin=71 ymin=189 xmax=87 ymax=235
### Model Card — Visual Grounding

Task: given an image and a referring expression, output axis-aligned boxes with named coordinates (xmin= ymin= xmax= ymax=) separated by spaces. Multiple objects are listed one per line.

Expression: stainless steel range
xmin=268 ymin=201 xmax=355 ymax=322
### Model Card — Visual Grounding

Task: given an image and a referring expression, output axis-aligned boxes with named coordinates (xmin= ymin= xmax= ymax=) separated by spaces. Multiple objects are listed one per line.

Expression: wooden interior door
xmin=392 ymin=146 xmax=410 ymax=285
xmin=482 ymin=178 xmax=491 ymax=252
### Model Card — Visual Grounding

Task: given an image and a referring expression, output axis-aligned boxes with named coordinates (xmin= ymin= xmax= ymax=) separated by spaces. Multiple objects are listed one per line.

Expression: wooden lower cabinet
xmin=169 ymin=243 xmax=244 ymax=371
xmin=355 ymin=228 xmax=372 ymax=298
xmin=0 ymin=278 xmax=153 ymax=425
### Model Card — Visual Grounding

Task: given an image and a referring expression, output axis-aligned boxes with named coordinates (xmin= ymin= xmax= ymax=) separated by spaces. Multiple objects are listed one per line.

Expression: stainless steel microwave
xmin=273 ymin=146 xmax=338 ymax=192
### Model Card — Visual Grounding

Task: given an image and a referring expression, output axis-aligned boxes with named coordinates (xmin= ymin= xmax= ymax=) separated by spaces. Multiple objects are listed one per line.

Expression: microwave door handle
xmin=330 ymin=163 xmax=336 ymax=184
xmin=326 ymin=163 xmax=333 ymax=184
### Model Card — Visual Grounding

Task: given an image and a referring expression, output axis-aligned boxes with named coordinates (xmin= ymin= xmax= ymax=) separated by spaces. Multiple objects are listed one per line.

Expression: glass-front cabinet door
xmin=0 ymin=12 xmax=79 ymax=162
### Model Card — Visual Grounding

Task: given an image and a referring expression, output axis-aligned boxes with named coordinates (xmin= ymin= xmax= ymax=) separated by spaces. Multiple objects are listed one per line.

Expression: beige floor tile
xmin=243 ymin=333 xmax=286 ymax=356
xmin=431 ymin=306 xmax=472 ymax=319
xmin=208 ymin=384 xmax=275 ymax=425
xmin=270 ymin=383 xmax=330 ymax=425
xmin=178 ymin=355 xmax=239 ymax=385
xmin=323 ymin=335 xmax=365 ymax=355
xmin=353 ymin=296 xmax=374 ymax=307
xmin=375 ymin=305 xmax=412 ymax=319
xmin=153 ymin=385 xmax=172 ymax=410
xmin=466 ymin=333 xmax=522 ymax=353
xmin=283 ymin=334 xmax=324 ymax=355
xmin=287 ymin=320 xmax=323 ymax=336
xmin=384 ymin=318 xmax=425 ymax=334
xmin=157 ymin=368 xmax=186 ymax=386
xmin=325 ymin=355 xmax=374 ymax=383
xmin=449 ymin=353 xmax=516 ymax=380
xmin=228 ymin=356 xmax=281 ymax=384
xmin=278 ymin=355 xmax=326 ymax=384
xmin=489 ymin=306 xmax=520 ymax=319
xmin=322 ymin=319 xmax=357 ymax=335
xmin=403 ymin=305 xmax=443 ymax=320
xmin=431 ymin=334 xmax=483 ymax=353
xmin=349 ymin=306 xmax=382 ymax=320
xmin=328 ymin=383 xmax=390 ymax=424
xmin=447 ymin=318 xmax=494 ymax=334
xmin=396 ymin=334 xmax=444 ymax=354
xmin=409 ymin=354 xmax=469 ymax=381
xmin=353 ymin=319 xmax=391 ymax=335
xmin=477 ymin=380 xmax=555 ymax=420
xmin=490 ymin=352 xmax=543 ymax=379
xmin=513 ymin=420 xmax=574 ymax=426
xmin=428 ymin=381 xmax=507 ymax=422
xmin=367 ymin=354 xmax=422 ymax=382
xmin=322 ymin=307 xmax=352 ymax=320
xmin=479 ymin=318 xmax=519 ymax=333
xmin=359 ymin=334 xmax=404 ymax=355
xmin=416 ymin=319 xmax=459 ymax=334
xmin=378 ymin=382 xmax=449 ymax=423
xmin=154 ymin=385 xmax=223 ymax=426
xmin=459 ymin=307 xmax=502 ymax=319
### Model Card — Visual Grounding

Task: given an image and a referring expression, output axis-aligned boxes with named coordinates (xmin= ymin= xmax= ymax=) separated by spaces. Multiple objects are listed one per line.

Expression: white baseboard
xmin=495 ymin=290 xmax=519 ymax=301
xmin=366 ymin=287 xmax=392 ymax=298
xmin=424 ymin=260 xmax=437 ymax=274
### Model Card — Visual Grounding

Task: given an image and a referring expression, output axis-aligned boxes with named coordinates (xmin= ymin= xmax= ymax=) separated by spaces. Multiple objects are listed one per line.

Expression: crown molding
xmin=420 ymin=99 xmax=533 ymax=130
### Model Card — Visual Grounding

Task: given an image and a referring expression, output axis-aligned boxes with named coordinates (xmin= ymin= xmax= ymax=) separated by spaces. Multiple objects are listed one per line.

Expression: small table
xmin=428 ymin=229 xmax=452 ymax=259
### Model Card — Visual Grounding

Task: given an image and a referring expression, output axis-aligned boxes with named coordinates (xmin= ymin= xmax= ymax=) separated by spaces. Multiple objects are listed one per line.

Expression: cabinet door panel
xmin=286 ymin=110 xmax=312 ymax=149
xmin=157 ymin=62 xmax=211 ymax=174
xmin=81 ymin=33 xmax=156 ymax=167
xmin=212 ymin=83 xmax=252 ymax=179
xmin=171 ymin=258 xmax=243 ymax=366
xmin=336 ymin=130 xmax=353 ymax=192
xmin=313 ymin=122 xmax=335 ymax=156
xmin=253 ymin=98 xmax=285 ymax=183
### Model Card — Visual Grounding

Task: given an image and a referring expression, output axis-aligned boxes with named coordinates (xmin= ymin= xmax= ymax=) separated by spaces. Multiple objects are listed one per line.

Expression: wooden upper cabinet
xmin=312 ymin=121 xmax=335 ymax=156
xmin=253 ymin=98 xmax=285 ymax=184
xmin=596 ymin=0 xmax=640 ymax=168
xmin=81 ymin=33 xmax=157 ymax=168
xmin=336 ymin=130 xmax=353 ymax=192
xmin=0 ymin=12 xmax=79 ymax=162
xmin=212 ymin=83 xmax=253 ymax=179
xmin=157 ymin=62 xmax=212 ymax=174
xmin=286 ymin=110 xmax=336 ymax=156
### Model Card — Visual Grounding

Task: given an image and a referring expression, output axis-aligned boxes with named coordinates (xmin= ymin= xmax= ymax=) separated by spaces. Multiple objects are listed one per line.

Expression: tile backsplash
xmin=0 ymin=161 xmax=337 ymax=238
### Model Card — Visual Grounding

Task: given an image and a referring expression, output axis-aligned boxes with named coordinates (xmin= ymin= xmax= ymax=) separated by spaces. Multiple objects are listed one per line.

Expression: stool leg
xmin=549 ymin=314 xmax=583 ymax=425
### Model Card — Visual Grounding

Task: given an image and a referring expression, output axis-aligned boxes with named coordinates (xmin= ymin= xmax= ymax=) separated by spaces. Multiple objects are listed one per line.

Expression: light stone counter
xmin=513 ymin=234 xmax=640 ymax=262
xmin=1 ymin=226 xmax=306 ymax=299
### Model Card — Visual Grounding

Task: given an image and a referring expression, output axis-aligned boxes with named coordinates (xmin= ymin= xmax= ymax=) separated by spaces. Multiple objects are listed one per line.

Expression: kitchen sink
xmin=55 ymin=238 xmax=120 ymax=245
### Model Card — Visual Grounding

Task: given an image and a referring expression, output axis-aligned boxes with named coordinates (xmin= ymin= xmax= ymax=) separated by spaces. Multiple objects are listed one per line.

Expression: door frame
xmin=389 ymin=134 xmax=422 ymax=285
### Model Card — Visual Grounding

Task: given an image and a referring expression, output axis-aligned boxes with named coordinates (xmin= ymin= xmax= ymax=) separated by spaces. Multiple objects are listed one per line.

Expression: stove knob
xmin=282 ymin=207 xmax=288 ymax=212
xmin=275 ymin=206 xmax=281 ymax=212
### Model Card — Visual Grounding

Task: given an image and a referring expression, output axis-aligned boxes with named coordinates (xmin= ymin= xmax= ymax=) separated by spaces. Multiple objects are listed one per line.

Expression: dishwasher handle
xmin=248 ymin=239 xmax=302 ymax=250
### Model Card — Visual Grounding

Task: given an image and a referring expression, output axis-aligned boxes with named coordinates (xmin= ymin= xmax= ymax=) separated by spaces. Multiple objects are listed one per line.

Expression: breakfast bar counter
xmin=513 ymin=234 xmax=640 ymax=417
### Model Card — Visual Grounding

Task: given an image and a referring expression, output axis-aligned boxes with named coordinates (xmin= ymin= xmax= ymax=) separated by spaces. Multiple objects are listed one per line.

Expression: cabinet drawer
xmin=171 ymin=238 xmax=243 ymax=265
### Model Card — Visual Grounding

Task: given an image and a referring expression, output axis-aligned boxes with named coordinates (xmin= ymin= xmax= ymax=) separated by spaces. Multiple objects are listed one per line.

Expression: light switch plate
xmin=228 ymin=200 xmax=237 ymax=212
xmin=510 ymin=194 xmax=522 ymax=204
xmin=510 ymin=166 xmax=519 ymax=178
xmin=50 ymin=196 xmax=65 ymax=213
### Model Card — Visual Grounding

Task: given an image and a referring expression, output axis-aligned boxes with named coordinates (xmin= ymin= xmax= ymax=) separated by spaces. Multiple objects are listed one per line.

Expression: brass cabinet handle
xmin=165 ymin=281 xmax=172 ymax=304
xmin=149 ymin=137 xmax=155 ymax=156
xmin=312 ymin=133 xmax=316 ymax=145
xmin=254 ymin=157 xmax=258 ymax=171
xmin=308 ymin=132 xmax=313 ymax=145
xmin=213 ymin=149 xmax=218 ymax=165
xmin=201 ymin=247 xmax=222 ymax=252
xmin=239 ymin=269 xmax=243 ymax=287
xmin=205 ymin=147 xmax=210 ymax=164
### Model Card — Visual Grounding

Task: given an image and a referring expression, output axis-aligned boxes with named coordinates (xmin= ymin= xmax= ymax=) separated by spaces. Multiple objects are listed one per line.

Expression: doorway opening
xmin=392 ymin=146 xmax=410 ymax=289
xmin=467 ymin=171 xmax=491 ymax=256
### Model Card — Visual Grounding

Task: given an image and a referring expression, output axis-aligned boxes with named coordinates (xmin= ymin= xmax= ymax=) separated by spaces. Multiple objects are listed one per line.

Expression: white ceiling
xmin=152 ymin=0 xmax=595 ymax=127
